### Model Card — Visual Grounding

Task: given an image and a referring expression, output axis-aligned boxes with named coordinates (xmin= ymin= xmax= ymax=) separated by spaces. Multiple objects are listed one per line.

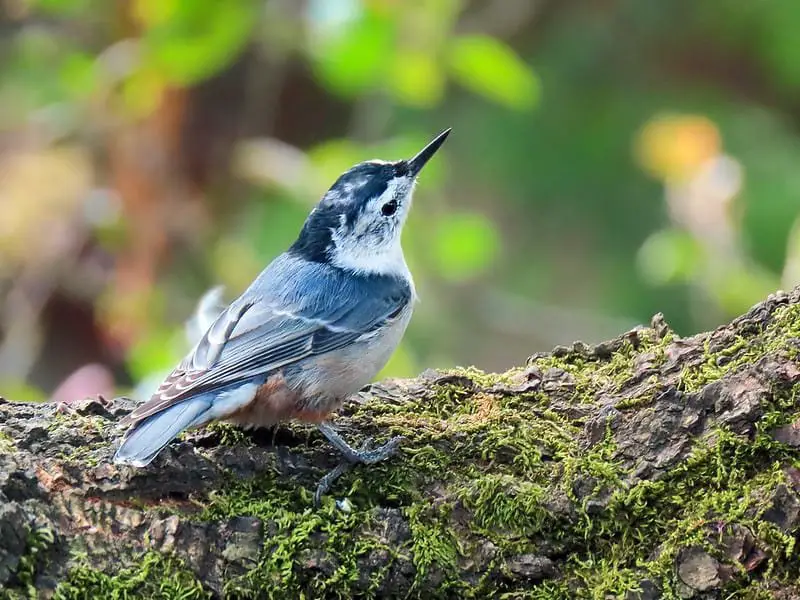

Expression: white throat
xmin=330 ymin=235 xmax=411 ymax=279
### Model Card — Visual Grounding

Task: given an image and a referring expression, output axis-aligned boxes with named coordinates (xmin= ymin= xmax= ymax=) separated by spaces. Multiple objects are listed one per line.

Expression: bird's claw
xmin=314 ymin=462 xmax=352 ymax=507
xmin=313 ymin=425 xmax=405 ymax=506
xmin=353 ymin=435 xmax=403 ymax=464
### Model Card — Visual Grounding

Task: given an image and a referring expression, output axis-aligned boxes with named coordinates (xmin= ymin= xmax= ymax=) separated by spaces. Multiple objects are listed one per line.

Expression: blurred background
xmin=1 ymin=0 xmax=799 ymax=403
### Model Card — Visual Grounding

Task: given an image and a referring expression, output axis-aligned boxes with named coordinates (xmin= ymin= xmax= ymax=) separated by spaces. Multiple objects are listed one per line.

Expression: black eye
xmin=381 ymin=199 xmax=398 ymax=216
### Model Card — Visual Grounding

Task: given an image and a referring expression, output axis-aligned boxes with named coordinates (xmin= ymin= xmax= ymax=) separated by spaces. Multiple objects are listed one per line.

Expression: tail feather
xmin=113 ymin=397 xmax=210 ymax=467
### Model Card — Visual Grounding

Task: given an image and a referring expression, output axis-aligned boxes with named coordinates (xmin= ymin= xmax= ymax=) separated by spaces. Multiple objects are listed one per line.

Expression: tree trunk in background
xmin=2 ymin=287 xmax=800 ymax=599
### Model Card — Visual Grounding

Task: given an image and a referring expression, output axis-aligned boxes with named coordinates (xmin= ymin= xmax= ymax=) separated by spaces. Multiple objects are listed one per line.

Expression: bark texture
xmin=2 ymin=288 xmax=800 ymax=599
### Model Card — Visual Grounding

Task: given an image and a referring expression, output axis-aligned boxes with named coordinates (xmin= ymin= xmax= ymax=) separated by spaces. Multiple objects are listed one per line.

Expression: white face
xmin=328 ymin=164 xmax=417 ymax=277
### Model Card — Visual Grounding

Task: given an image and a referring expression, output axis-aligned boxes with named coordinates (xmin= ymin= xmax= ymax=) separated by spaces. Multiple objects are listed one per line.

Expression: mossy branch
xmin=2 ymin=288 xmax=800 ymax=599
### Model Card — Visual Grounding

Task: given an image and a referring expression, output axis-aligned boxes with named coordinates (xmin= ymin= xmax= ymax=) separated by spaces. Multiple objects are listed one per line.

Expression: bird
xmin=113 ymin=128 xmax=451 ymax=501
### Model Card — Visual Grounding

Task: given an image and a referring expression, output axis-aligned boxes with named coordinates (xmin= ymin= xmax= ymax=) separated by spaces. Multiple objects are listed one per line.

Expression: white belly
xmin=294 ymin=305 xmax=413 ymax=403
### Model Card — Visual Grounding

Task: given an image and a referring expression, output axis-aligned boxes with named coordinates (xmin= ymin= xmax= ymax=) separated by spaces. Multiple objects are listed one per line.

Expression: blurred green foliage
xmin=447 ymin=35 xmax=539 ymax=110
xmin=136 ymin=0 xmax=258 ymax=85
xmin=0 ymin=0 xmax=799 ymax=400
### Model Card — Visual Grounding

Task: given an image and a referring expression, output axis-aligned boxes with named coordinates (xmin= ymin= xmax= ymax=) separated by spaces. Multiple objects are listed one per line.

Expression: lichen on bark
xmin=1 ymin=287 xmax=800 ymax=599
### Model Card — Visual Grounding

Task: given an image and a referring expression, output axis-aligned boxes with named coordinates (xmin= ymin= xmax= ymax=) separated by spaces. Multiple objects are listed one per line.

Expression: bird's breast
xmin=225 ymin=305 xmax=413 ymax=427
xmin=288 ymin=304 xmax=413 ymax=405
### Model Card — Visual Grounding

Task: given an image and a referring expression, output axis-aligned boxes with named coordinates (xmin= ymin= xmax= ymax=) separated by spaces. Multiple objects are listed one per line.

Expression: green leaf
xmin=60 ymin=53 xmax=98 ymax=99
xmin=141 ymin=0 xmax=256 ymax=85
xmin=120 ymin=67 xmax=165 ymax=117
xmin=388 ymin=51 xmax=445 ymax=108
xmin=446 ymin=35 xmax=540 ymax=110
xmin=210 ymin=238 xmax=263 ymax=293
xmin=310 ymin=11 xmax=395 ymax=97
xmin=126 ymin=328 xmax=185 ymax=382
xmin=710 ymin=264 xmax=778 ymax=316
xmin=308 ymin=139 xmax=366 ymax=187
xmin=636 ymin=228 xmax=702 ymax=285
xmin=432 ymin=212 xmax=500 ymax=282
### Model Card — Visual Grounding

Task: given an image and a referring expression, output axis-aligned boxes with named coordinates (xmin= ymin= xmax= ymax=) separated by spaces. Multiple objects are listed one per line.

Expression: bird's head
xmin=290 ymin=129 xmax=450 ymax=276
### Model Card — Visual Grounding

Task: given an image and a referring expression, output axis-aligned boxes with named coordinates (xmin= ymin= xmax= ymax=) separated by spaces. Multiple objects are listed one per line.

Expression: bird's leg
xmin=314 ymin=422 xmax=404 ymax=505
xmin=314 ymin=462 xmax=352 ymax=507
xmin=318 ymin=422 xmax=403 ymax=464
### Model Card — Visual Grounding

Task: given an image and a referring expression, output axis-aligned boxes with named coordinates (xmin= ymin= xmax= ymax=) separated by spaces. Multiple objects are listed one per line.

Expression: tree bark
xmin=2 ymin=287 xmax=800 ymax=599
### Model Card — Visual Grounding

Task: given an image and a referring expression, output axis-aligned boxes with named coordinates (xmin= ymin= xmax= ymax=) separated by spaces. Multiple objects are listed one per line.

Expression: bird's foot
xmin=318 ymin=422 xmax=404 ymax=464
xmin=313 ymin=423 xmax=404 ymax=506
xmin=314 ymin=461 xmax=352 ymax=507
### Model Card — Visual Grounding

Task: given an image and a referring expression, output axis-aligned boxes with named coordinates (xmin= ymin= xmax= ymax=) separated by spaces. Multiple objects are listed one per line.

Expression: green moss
xmin=531 ymin=328 xmax=674 ymax=406
xmin=51 ymin=414 xmax=110 ymax=467
xmin=614 ymin=375 xmax=661 ymax=410
xmin=203 ymin=422 xmax=256 ymax=447
xmin=194 ymin=468 xmax=391 ymax=599
xmin=205 ymin=385 xmax=791 ymax=597
xmin=406 ymin=502 xmax=463 ymax=595
xmin=77 ymin=303 xmax=800 ymax=598
xmin=0 ymin=429 xmax=16 ymax=453
xmin=0 ymin=524 xmax=56 ymax=600
xmin=570 ymin=555 xmax=644 ymax=600
xmin=562 ymin=421 xmax=622 ymax=511
xmin=457 ymin=470 xmax=550 ymax=537
xmin=680 ymin=303 xmax=800 ymax=392
xmin=446 ymin=365 xmax=526 ymax=387
xmin=449 ymin=307 xmax=800 ymax=598
xmin=53 ymin=552 xmax=210 ymax=600
xmin=574 ymin=424 xmax=800 ymax=599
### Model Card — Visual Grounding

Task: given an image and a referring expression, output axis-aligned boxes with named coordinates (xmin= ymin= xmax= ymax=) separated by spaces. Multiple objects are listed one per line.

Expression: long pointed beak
xmin=407 ymin=128 xmax=451 ymax=176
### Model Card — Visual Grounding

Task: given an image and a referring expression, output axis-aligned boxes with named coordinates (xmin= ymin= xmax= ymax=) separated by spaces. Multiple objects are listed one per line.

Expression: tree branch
xmin=2 ymin=287 xmax=800 ymax=599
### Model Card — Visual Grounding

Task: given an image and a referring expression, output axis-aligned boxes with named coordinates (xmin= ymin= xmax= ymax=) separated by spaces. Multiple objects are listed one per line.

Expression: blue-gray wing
xmin=123 ymin=255 xmax=412 ymax=424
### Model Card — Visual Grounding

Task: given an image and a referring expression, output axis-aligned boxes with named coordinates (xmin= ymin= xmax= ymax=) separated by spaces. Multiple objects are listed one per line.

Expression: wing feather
xmin=123 ymin=255 xmax=412 ymax=425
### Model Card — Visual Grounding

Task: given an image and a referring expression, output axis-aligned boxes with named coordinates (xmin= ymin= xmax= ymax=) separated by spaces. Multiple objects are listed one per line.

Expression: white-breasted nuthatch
xmin=113 ymin=129 xmax=451 ymax=501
